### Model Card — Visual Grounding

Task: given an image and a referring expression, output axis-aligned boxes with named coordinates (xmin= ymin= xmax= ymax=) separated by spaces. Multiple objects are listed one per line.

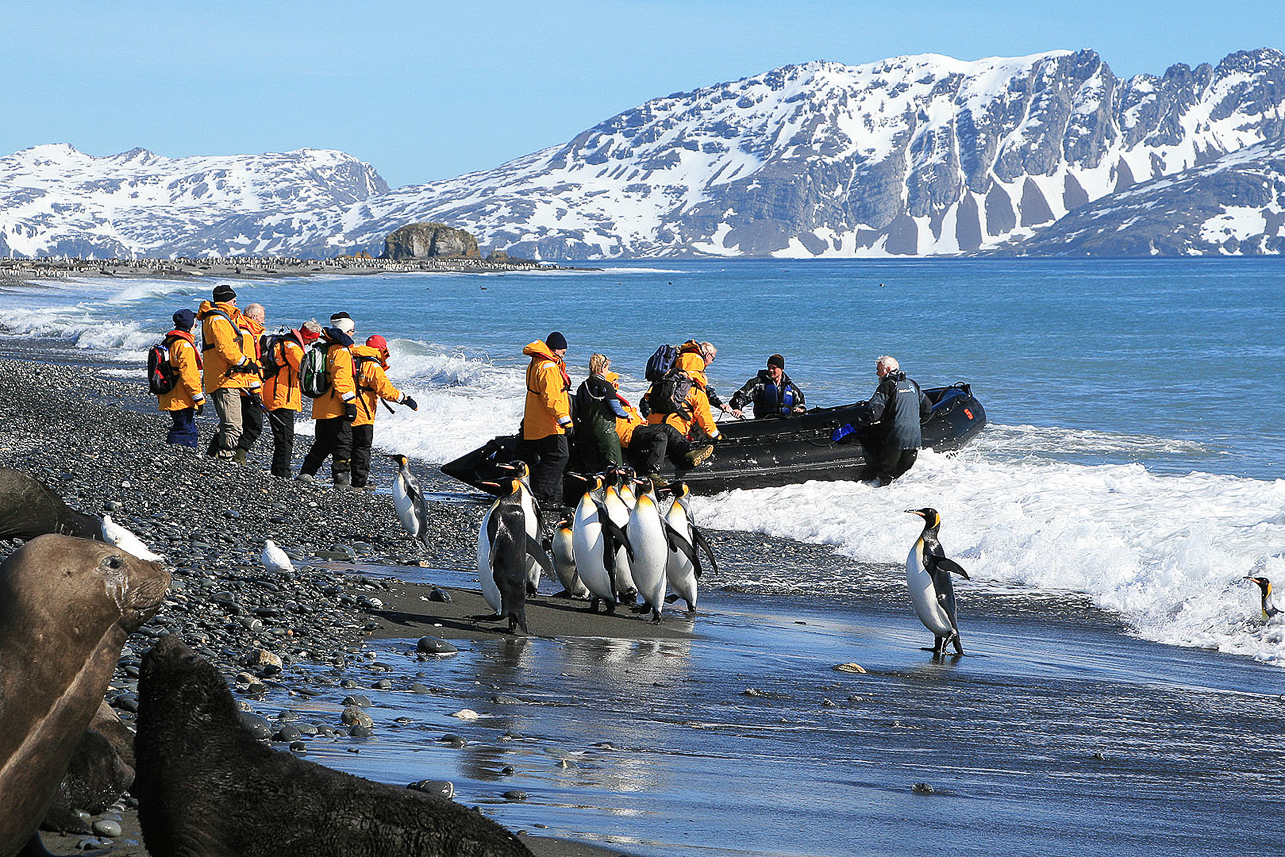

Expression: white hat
xmin=334 ymin=317 xmax=355 ymax=335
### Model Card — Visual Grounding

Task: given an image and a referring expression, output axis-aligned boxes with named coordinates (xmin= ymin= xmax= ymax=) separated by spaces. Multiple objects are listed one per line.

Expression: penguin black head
xmin=906 ymin=508 xmax=941 ymax=530
xmin=388 ymin=453 xmax=408 ymax=467
xmin=1245 ymin=576 xmax=1272 ymax=597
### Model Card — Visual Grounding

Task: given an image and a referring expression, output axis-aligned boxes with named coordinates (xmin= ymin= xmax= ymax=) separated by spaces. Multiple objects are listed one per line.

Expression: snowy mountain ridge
xmin=3 ymin=47 xmax=1284 ymax=258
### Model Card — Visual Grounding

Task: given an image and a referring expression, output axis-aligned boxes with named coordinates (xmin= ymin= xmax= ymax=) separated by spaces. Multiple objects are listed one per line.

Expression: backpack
xmin=644 ymin=344 xmax=680 ymax=382
xmin=649 ymin=368 xmax=694 ymax=417
xmin=146 ymin=338 xmax=177 ymax=395
xmin=259 ymin=330 xmax=295 ymax=378
xmin=299 ymin=344 xmax=331 ymax=398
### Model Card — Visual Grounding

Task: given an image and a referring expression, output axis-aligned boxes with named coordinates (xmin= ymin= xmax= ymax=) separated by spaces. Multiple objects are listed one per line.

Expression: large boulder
xmin=382 ymin=223 xmax=480 ymax=259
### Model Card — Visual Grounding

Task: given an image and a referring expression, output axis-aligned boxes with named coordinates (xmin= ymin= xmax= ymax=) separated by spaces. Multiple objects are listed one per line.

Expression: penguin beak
xmin=905 ymin=509 xmax=925 ymax=519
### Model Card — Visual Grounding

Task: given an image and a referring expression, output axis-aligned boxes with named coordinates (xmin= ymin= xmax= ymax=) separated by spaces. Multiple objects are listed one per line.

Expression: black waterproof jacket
xmin=729 ymin=370 xmax=806 ymax=418
xmin=860 ymin=370 xmax=931 ymax=449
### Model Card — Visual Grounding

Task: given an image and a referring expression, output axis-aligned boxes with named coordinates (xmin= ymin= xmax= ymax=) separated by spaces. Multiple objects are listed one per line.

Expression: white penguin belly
xmin=664 ymin=502 xmax=698 ymax=609
xmin=906 ymin=543 xmax=955 ymax=637
xmin=604 ymin=492 xmax=636 ymax=596
xmin=393 ymin=480 xmax=417 ymax=537
xmin=572 ymin=497 xmax=614 ymax=602
xmin=552 ymin=527 xmax=588 ymax=598
xmin=627 ymin=498 xmax=669 ymax=611
xmin=519 ymin=488 xmax=541 ymax=590
xmin=476 ymin=501 xmax=502 ymax=612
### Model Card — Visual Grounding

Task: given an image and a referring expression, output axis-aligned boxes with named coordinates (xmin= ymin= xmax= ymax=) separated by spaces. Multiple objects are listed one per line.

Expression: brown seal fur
xmin=0 ymin=469 xmax=102 ymax=542
xmin=41 ymin=703 xmax=136 ymax=834
xmin=0 ymin=535 xmax=168 ymax=857
xmin=135 ymin=634 xmax=534 ymax=857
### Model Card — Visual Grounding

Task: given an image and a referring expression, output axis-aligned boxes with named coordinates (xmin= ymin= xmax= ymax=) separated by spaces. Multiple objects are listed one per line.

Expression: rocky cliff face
xmin=2 ymin=48 xmax=1284 ymax=259
xmin=382 ymin=223 xmax=480 ymax=259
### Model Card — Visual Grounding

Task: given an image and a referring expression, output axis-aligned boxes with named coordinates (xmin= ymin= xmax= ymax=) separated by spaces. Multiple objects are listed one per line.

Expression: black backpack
xmin=299 ymin=344 xmax=331 ymax=398
xmin=649 ymin=369 xmax=694 ymax=417
xmin=259 ymin=329 xmax=295 ymax=378
xmin=644 ymin=344 xmax=681 ymax=382
xmin=146 ymin=338 xmax=177 ymax=395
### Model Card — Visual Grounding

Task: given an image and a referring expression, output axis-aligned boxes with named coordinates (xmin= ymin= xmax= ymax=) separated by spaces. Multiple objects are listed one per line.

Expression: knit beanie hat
xmin=767 ymin=353 xmax=785 ymax=370
xmin=546 ymin=331 xmax=568 ymax=351
xmin=172 ymin=309 xmax=195 ymax=331
xmin=334 ymin=317 xmax=355 ymax=335
xmin=212 ymin=284 xmax=237 ymax=302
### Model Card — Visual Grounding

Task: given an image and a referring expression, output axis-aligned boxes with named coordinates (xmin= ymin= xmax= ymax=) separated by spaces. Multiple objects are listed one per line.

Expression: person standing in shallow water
xmin=855 ymin=355 xmax=932 ymax=486
xmin=521 ymin=332 xmax=574 ymax=507
xmin=157 ymin=309 xmax=205 ymax=449
xmin=574 ymin=353 xmax=628 ymax=472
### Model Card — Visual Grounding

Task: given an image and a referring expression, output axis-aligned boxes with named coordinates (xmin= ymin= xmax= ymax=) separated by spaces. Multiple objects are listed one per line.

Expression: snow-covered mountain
xmin=0 ymin=146 xmax=387 ymax=258
xmin=3 ymin=48 xmax=1284 ymax=258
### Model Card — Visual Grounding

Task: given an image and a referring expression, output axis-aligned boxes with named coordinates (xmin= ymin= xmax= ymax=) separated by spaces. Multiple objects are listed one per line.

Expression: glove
xmin=194 ymin=401 xmax=205 ymax=416
xmin=403 ymin=396 xmax=418 ymax=411
xmin=831 ymin=424 xmax=857 ymax=444
xmin=248 ymin=391 xmax=263 ymax=409
xmin=344 ymin=402 xmax=357 ymax=421
xmin=563 ymin=422 xmax=575 ymax=441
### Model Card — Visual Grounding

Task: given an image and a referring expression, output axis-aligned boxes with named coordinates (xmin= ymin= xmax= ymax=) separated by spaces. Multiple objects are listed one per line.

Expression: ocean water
xmin=2 ymin=259 xmax=1282 ymax=669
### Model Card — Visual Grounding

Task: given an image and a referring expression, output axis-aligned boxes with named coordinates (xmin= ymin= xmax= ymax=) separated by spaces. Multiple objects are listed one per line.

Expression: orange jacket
xmin=646 ymin=342 xmax=721 ymax=440
xmin=352 ymin=345 xmax=405 ymax=427
xmin=198 ymin=300 xmax=254 ymax=392
xmin=606 ymin=371 xmax=644 ymax=446
xmin=158 ymin=331 xmax=205 ymax=411
xmin=522 ymin=340 xmax=572 ymax=440
xmin=262 ymin=335 xmax=306 ymax=412
xmin=310 ymin=333 xmax=357 ymax=420
xmin=236 ymin=314 xmax=264 ymax=394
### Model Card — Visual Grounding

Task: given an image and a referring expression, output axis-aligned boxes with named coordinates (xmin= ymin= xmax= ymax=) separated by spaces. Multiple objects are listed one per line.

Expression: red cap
xmin=298 ymin=327 xmax=320 ymax=344
xmin=366 ymin=335 xmax=389 ymax=352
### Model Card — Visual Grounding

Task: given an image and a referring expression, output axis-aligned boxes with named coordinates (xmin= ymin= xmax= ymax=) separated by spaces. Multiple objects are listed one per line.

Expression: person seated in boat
xmin=729 ymin=353 xmax=806 ymax=418
xmin=632 ymin=341 xmax=721 ymax=477
xmin=574 ymin=353 xmax=629 ymax=472
xmin=851 ymin=355 xmax=932 ymax=486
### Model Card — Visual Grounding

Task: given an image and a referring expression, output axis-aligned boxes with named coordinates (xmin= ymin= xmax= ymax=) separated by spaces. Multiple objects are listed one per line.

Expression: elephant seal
xmin=136 ymin=634 xmax=534 ymax=857
xmin=0 ymin=468 xmax=101 ymax=542
xmin=0 ymin=535 xmax=169 ymax=857
xmin=42 ymin=702 xmax=136 ymax=834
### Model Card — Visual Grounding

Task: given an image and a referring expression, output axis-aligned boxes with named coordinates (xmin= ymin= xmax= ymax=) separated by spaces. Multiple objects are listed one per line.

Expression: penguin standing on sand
xmin=905 ymin=508 xmax=970 ymax=656
xmin=1244 ymin=576 xmax=1283 ymax=620
xmin=497 ymin=461 xmax=544 ymax=594
xmin=603 ymin=479 xmax=639 ymax=604
xmin=550 ymin=519 xmax=589 ymax=599
xmin=483 ymin=476 xmax=554 ymax=634
xmin=663 ymin=481 xmax=715 ymax=613
xmin=571 ymin=475 xmax=632 ymax=614
xmin=627 ymin=479 xmax=669 ymax=623
xmin=389 ymin=454 xmax=429 ymax=545
xmin=476 ymin=493 xmax=505 ymax=615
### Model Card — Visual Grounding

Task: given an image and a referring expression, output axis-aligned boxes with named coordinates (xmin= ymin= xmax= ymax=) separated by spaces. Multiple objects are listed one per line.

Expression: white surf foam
xmin=692 ymin=439 xmax=1285 ymax=666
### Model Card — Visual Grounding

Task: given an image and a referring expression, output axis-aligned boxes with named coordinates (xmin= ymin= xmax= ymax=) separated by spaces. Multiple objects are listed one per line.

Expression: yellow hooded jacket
xmin=262 ymin=335 xmax=306 ymax=412
xmin=522 ymin=340 xmax=572 ymax=440
xmin=158 ymin=330 xmax=205 ymax=411
xmin=310 ymin=332 xmax=357 ymax=420
xmin=646 ymin=340 xmax=721 ymax=441
xmin=198 ymin=300 xmax=253 ymax=393
xmin=352 ymin=344 xmax=406 ymax=428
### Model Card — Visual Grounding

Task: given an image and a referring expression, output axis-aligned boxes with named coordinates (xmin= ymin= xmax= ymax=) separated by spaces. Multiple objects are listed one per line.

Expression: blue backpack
xmin=644 ymin=344 xmax=680 ymax=382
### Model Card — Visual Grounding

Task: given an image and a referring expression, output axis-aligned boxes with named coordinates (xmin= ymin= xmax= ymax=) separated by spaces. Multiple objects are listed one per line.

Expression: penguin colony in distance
xmin=1244 ymin=576 xmax=1282 ymax=620
xmin=389 ymin=453 xmax=430 ymax=545
xmin=905 ymin=508 xmax=970 ymax=656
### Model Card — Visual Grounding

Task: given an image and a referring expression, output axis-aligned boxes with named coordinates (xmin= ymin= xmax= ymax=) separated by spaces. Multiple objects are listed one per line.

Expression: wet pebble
xmin=502 ymin=790 xmax=527 ymax=801
xmin=438 ymin=734 xmax=468 ymax=748
xmin=341 ymin=707 xmax=374 ymax=729
xmin=912 ymin=782 xmax=936 ymax=794
xmin=92 ymin=819 xmax=122 ymax=838
xmin=239 ymin=712 xmax=273 ymax=739
xmin=416 ymin=636 xmax=458 ymax=655
xmin=408 ymin=780 xmax=455 ymax=798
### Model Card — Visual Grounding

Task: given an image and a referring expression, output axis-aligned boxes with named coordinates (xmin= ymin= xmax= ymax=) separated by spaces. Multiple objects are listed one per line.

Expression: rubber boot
xmin=232 ymin=448 xmax=248 ymax=466
xmin=333 ymin=460 xmax=352 ymax=488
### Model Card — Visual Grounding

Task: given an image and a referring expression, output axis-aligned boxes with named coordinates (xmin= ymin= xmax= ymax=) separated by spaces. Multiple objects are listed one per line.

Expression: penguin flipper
xmin=524 ymin=534 xmax=555 ymax=580
xmin=485 ymin=507 xmax=500 ymax=546
xmin=663 ymin=520 xmax=699 ymax=572
xmin=934 ymin=556 xmax=970 ymax=579
xmin=600 ymin=514 xmax=634 ymax=562
xmin=690 ymin=524 xmax=718 ymax=578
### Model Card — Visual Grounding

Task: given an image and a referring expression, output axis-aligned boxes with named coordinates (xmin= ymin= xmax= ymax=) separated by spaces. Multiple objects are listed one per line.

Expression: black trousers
xmin=522 ymin=433 xmax=569 ymax=505
xmin=300 ymin=417 xmax=353 ymax=482
xmin=237 ymin=394 xmax=265 ymax=453
xmin=351 ymin=424 xmax=374 ymax=488
xmin=627 ymin=423 xmax=692 ymax=475
xmin=859 ymin=436 xmax=919 ymax=486
xmin=267 ymin=408 xmax=296 ymax=478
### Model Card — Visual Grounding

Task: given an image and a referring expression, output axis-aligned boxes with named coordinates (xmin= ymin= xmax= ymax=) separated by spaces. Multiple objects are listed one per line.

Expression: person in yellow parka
xmin=521 ymin=332 xmax=573 ymax=506
xmin=157 ymin=308 xmax=206 ymax=449
xmin=646 ymin=339 xmax=722 ymax=447
xmin=350 ymin=335 xmax=418 ymax=490
xmin=198 ymin=284 xmax=257 ymax=460
xmin=298 ymin=315 xmax=358 ymax=487
xmin=261 ymin=319 xmax=321 ymax=478
xmin=230 ymin=302 xmax=268 ymax=465
xmin=606 ymin=369 xmax=645 ymax=449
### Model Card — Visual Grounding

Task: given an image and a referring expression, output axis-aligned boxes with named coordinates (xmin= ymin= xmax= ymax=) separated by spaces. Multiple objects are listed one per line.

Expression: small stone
xmin=833 ymin=663 xmax=867 ymax=674
xmin=438 ymin=734 xmax=467 ymax=748
xmin=416 ymin=636 xmax=458 ymax=656
xmin=341 ymin=706 xmax=374 ymax=729
xmin=502 ymin=790 xmax=527 ymax=801
xmin=238 ymin=712 xmax=272 ymax=740
xmin=92 ymin=819 xmax=122 ymax=838
xmin=450 ymin=709 xmax=480 ymax=721
xmin=408 ymin=780 xmax=454 ymax=798
xmin=912 ymin=782 xmax=935 ymax=794
xmin=342 ymin=694 xmax=373 ymax=708
xmin=409 ymin=683 xmax=432 ymax=694
xmin=428 ymin=588 xmax=452 ymax=603
xmin=349 ymin=724 xmax=375 ymax=739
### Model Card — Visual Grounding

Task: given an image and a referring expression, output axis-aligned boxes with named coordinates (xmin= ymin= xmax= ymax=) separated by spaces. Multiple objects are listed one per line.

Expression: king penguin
xmin=551 ymin=519 xmax=589 ymax=599
xmin=602 ymin=476 xmax=639 ymax=604
xmin=481 ymin=476 xmax=554 ymax=634
xmin=571 ymin=475 xmax=632 ymax=613
xmin=1245 ymin=576 xmax=1282 ymax=620
xmin=497 ymin=461 xmax=544 ymax=595
xmin=662 ymin=481 xmax=714 ymax=613
xmin=905 ymin=508 xmax=970 ymax=656
xmin=389 ymin=453 xmax=430 ymax=545
xmin=627 ymin=479 xmax=670 ymax=623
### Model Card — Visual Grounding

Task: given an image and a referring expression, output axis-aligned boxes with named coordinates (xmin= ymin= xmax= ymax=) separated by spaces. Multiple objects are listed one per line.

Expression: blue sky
xmin=4 ymin=1 xmax=1281 ymax=188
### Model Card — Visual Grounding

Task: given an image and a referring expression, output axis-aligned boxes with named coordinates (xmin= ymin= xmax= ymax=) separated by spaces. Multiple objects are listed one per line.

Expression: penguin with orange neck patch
xmin=905 ymin=508 xmax=970 ymax=656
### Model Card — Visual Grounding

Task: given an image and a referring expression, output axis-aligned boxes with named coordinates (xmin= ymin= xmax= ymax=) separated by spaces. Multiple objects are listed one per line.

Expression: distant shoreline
xmin=0 ymin=255 xmax=599 ymax=283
